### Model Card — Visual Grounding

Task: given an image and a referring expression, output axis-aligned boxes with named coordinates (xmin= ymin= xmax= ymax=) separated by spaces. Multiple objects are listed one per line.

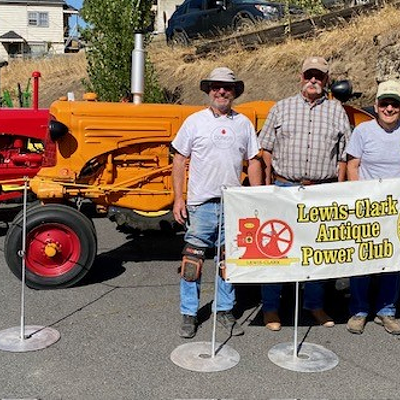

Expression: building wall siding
xmin=0 ymin=3 xmax=64 ymax=58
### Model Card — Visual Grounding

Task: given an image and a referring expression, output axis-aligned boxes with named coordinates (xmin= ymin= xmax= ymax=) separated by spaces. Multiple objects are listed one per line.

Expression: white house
xmin=0 ymin=0 xmax=78 ymax=60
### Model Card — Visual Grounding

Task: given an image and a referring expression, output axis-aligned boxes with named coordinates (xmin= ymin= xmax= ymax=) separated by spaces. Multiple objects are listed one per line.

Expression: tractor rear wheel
xmin=5 ymin=204 xmax=97 ymax=289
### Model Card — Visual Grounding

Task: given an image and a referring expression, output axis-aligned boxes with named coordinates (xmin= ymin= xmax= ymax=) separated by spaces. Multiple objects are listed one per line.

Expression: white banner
xmin=224 ymin=179 xmax=400 ymax=283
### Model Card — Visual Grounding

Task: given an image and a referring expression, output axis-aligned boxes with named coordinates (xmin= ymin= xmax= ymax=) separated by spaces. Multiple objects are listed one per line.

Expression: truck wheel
xmin=5 ymin=204 xmax=97 ymax=289
xmin=346 ymin=0 xmax=370 ymax=5
xmin=171 ymin=31 xmax=190 ymax=47
xmin=234 ymin=17 xmax=255 ymax=32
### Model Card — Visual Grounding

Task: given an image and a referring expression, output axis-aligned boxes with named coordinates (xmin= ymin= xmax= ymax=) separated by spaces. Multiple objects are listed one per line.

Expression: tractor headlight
xmin=49 ymin=120 xmax=68 ymax=141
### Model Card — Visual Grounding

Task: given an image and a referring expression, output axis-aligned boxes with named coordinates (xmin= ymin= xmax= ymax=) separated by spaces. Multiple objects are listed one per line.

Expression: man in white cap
xmin=172 ymin=67 xmax=262 ymax=338
xmin=346 ymin=79 xmax=400 ymax=335
xmin=258 ymin=56 xmax=352 ymax=331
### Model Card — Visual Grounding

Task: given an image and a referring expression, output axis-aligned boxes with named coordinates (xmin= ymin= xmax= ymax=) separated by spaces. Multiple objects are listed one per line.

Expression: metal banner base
xmin=170 ymin=341 xmax=240 ymax=372
xmin=268 ymin=342 xmax=339 ymax=373
xmin=0 ymin=325 xmax=60 ymax=352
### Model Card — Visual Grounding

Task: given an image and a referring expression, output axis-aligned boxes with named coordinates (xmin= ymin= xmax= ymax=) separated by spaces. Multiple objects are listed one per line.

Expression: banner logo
xmin=237 ymin=217 xmax=293 ymax=259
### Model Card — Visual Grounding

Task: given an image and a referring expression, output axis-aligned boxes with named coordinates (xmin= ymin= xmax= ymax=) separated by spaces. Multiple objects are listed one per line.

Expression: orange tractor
xmin=3 ymin=40 xmax=373 ymax=289
xmin=3 ymin=96 xmax=372 ymax=289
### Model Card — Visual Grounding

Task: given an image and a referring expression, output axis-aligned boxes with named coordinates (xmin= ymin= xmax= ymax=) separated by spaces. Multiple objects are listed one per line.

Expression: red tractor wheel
xmin=5 ymin=204 xmax=97 ymax=289
xmin=256 ymin=219 xmax=293 ymax=258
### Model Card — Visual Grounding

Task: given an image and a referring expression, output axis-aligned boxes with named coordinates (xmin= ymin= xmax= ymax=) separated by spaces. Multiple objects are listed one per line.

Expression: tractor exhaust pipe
xmin=131 ymin=32 xmax=145 ymax=105
xmin=32 ymin=71 xmax=41 ymax=110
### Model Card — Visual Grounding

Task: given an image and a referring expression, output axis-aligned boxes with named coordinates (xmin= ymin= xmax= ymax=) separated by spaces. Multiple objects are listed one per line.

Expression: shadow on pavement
xmin=80 ymin=229 xmax=185 ymax=286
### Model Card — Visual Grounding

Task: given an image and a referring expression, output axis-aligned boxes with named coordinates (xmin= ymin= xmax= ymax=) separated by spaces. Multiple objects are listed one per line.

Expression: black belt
xmin=274 ymin=174 xmax=338 ymax=185
xmin=203 ymin=197 xmax=221 ymax=203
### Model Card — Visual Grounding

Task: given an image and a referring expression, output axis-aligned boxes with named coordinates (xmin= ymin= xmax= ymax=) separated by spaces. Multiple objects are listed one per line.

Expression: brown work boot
xmin=374 ymin=315 xmax=400 ymax=335
xmin=263 ymin=311 xmax=281 ymax=331
xmin=347 ymin=315 xmax=367 ymax=334
xmin=310 ymin=309 xmax=335 ymax=327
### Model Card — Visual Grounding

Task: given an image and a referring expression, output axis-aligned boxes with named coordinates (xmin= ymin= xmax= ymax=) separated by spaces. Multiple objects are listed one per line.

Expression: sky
xmin=67 ymin=0 xmax=83 ymax=11
xmin=66 ymin=0 xmax=85 ymax=33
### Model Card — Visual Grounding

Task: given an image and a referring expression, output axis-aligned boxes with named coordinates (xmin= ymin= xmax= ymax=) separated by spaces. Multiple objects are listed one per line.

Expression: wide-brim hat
xmin=200 ymin=67 xmax=244 ymax=98
xmin=376 ymin=79 xmax=400 ymax=102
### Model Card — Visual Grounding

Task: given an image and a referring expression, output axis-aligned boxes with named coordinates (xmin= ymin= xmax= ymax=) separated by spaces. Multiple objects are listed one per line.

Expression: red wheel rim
xmin=26 ymin=223 xmax=81 ymax=277
xmin=256 ymin=219 xmax=293 ymax=258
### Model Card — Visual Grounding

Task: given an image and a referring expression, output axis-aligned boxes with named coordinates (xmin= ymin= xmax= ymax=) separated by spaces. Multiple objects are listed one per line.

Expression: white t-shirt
xmin=172 ymin=108 xmax=260 ymax=205
xmin=345 ymin=119 xmax=400 ymax=180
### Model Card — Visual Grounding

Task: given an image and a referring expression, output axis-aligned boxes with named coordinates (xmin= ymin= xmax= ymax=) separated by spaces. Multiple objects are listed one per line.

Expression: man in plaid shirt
xmin=258 ymin=56 xmax=352 ymax=331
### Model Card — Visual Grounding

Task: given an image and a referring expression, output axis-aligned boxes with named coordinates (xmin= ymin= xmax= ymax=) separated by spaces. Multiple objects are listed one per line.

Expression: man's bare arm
xmin=247 ymin=156 xmax=263 ymax=186
xmin=262 ymin=150 xmax=273 ymax=185
xmin=338 ymin=161 xmax=347 ymax=182
xmin=346 ymin=155 xmax=360 ymax=181
xmin=172 ymin=152 xmax=188 ymax=225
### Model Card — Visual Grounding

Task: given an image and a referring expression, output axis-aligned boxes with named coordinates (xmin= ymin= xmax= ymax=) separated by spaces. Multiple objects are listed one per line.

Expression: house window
xmin=28 ymin=12 xmax=49 ymax=27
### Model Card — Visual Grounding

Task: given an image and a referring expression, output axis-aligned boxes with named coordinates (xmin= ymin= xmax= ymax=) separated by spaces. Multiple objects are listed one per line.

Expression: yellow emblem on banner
xmin=227 ymin=258 xmax=300 ymax=266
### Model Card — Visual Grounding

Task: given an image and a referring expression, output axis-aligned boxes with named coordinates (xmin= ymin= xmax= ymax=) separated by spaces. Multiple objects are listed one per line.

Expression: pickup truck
xmin=166 ymin=0 xmax=304 ymax=45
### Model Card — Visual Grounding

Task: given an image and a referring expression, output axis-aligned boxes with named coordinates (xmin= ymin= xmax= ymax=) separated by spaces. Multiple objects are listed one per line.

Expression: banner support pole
xmin=211 ymin=191 xmax=225 ymax=358
xmin=293 ymin=281 xmax=299 ymax=359
xmin=0 ymin=177 xmax=61 ymax=352
xmin=170 ymin=190 xmax=240 ymax=372
xmin=19 ymin=177 xmax=28 ymax=340
xmin=269 ymin=278 xmax=338 ymax=372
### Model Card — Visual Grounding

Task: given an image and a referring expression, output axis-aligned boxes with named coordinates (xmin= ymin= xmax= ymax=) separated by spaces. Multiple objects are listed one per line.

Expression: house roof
xmin=0 ymin=30 xmax=26 ymax=42
xmin=64 ymin=4 xmax=77 ymax=10
xmin=64 ymin=3 xmax=78 ymax=14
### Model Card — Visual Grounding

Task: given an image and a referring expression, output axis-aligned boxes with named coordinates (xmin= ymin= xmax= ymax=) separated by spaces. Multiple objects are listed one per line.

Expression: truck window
xmin=206 ymin=0 xmax=220 ymax=9
xmin=187 ymin=0 xmax=203 ymax=11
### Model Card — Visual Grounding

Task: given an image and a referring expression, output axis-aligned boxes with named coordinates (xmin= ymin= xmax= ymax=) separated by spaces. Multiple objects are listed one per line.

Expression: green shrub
xmin=81 ymin=0 xmax=165 ymax=103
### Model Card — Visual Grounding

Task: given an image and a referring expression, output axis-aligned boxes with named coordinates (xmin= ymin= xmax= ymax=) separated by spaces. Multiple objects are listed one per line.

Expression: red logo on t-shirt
xmin=211 ymin=126 xmax=235 ymax=148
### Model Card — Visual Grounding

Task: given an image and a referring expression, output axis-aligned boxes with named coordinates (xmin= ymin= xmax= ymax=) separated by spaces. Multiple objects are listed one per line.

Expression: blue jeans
xmin=350 ymin=272 xmax=400 ymax=317
xmin=180 ymin=201 xmax=235 ymax=316
xmin=261 ymin=178 xmax=326 ymax=312
xmin=261 ymin=281 xmax=325 ymax=312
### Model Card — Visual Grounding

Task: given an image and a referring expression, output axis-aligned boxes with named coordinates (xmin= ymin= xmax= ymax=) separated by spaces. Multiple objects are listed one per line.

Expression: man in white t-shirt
xmin=346 ymin=79 xmax=400 ymax=335
xmin=172 ymin=67 xmax=262 ymax=338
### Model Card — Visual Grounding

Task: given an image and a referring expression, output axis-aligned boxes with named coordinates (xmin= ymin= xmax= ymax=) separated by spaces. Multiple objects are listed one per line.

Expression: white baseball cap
xmin=376 ymin=80 xmax=400 ymax=102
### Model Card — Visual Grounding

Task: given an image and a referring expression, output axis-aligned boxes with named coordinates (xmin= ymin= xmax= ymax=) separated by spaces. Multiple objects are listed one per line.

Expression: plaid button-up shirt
xmin=259 ymin=93 xmax=352 ymax=181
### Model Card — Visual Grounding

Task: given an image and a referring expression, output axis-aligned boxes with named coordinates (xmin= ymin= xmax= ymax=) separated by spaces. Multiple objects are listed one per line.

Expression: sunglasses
xmin=378 ymin=100 xmax=400 ymax=109
xmin=303 ymin=70 xmax=326 ymax=81
xmin=210 ymin=83 xmax=235 ymax=92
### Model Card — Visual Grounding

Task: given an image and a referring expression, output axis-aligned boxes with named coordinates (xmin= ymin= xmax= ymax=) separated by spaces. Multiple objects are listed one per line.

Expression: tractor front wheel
xmin=5 ymin=204 xmax=97 ymax=289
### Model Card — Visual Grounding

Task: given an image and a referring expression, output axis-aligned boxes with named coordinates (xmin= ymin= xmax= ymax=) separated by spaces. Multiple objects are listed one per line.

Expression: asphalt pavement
xmin=0 ymin=217 xmax=399 ymax=399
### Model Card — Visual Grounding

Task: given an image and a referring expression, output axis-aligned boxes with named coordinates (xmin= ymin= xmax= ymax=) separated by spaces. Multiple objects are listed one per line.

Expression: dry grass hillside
xmin=1 ymin=52 xmax=88 ymax=108
xmin=151 ymin=5 xmax=400 ymax=108
xmin=1 ymin=5 xmax=399 ymax=109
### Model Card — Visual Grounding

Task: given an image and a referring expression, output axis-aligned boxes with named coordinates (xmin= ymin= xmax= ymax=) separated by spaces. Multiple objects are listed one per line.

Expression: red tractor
xmin=0 ymin=72 xmax=48 ymax=214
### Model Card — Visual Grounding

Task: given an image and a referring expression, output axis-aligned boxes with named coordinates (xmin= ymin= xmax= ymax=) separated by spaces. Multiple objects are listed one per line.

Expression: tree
xmin=81 ymin=0 xmax=164 ymax=103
